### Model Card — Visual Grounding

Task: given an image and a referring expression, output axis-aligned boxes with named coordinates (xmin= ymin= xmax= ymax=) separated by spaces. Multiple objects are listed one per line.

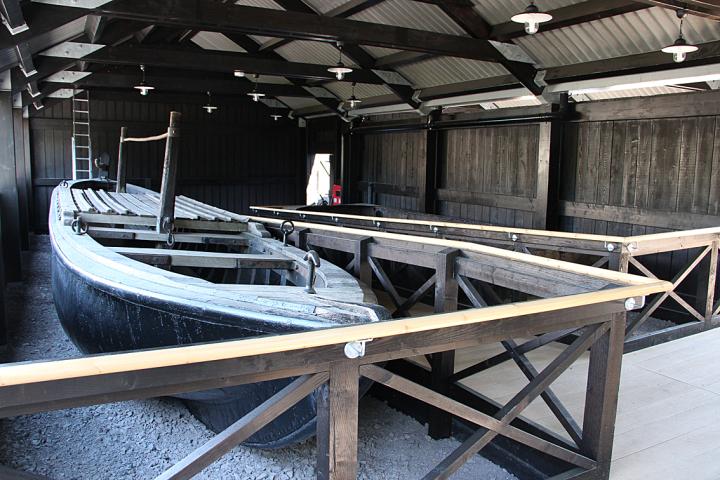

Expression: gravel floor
xmin=0 ymin=235 xmax=517 ymax=480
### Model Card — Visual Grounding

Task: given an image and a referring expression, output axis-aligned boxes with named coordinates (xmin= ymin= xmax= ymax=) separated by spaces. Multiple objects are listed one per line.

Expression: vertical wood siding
xmin=29 ymin=96 xmax=305 ymax=231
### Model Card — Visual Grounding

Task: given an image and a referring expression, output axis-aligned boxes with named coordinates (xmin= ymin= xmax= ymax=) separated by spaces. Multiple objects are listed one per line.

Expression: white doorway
xmin=306 ymin=153 xmax=331 ymax=206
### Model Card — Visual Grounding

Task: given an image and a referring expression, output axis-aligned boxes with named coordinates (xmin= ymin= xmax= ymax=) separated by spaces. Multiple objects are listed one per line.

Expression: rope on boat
xmin=121 ymin=132 xmax=169 ymax=143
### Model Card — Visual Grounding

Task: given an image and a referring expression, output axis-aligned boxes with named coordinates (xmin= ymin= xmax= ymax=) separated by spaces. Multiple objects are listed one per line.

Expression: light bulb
xmin=336 ymin=71 xmax=345 ymax=80
xmin=525 ymin=21 xmax=539 ymax=35
xmin=673 ymin=51 xmax=686 ymax=63
xmin=234 ymin=70 xmax=245 ymax=77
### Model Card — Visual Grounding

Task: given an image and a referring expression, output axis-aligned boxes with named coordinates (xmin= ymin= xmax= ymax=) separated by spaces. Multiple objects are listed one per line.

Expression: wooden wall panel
xmin=560 ymin=116 xmax=720 ymax=235
xmin=438 ymin=124 xmax=539 ymax=228
xmin=28 ymin=95 xmax=305 ymax=231
xmin=357 ymin=131 xmax=425 ymax=211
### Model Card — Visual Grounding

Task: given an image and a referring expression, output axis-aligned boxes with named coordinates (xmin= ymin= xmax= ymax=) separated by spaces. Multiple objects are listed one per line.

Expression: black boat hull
xmin=52 ymin=251 xmax=323 ymax=448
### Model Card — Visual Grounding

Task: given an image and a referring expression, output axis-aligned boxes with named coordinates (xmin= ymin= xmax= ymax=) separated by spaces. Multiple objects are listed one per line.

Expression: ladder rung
xmin=75 ymin=133 xmax=90 ymax=136
xmin=75 ymin=145 xmax=90 ymax=148
xmin=74 ymin=110 xmax=89 ymax=114
xmin=73 ymin=98 xmax=89 ymax=102
xmin=75 ymin=157 xmax=90 ymax=160
xmin=74 ymin=122 xmax=89 ymax=125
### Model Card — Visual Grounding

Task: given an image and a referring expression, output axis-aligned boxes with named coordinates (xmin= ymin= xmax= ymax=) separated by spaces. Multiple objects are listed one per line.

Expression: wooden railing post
xmin=157 ymin=111 xmax=181 ymax=234
xmin=581 ymin=312 xmax=625 ymax=479
xmin=696 ymin=239 xmax=718 ymax=327
xmin=316 ymin=361 xmax=359 ymax=480
xmin=429 ymin=247 xmax=460 ymax=439
xmin=115 ymin=126 xmax=127 ymax=193
xmin=352 ymin=237 xmax=372 ymax=286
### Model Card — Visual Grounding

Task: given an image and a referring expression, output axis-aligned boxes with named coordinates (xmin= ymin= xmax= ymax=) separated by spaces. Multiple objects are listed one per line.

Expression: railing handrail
xmin=252 ymin=206 xmax=720 ymax=257
xmin=0 ymin=280 xmax=667 ymax=388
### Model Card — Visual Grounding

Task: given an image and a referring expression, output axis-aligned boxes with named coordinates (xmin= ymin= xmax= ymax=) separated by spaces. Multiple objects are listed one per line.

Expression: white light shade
xmin=248 ymin=92 xmax=265 ymax=102
xmin=511 ymin=3 xmax=552 ymax=35
xmin=348 ymin=96 xmax=361 ymax=109
xmin=662 ymin=38 xmax=698 ymax=63
xmin=203 ymin=105 xmax=218 ymax=113
xmin=271 ymin=114 xmax=282 ymax=121
xmin=234 ymin=70 xmax=245 ymax=77
xmin=134 ymin=83 xmax=154 ymax=96
xmin=328 ymin=62 xmax=353 ymax=80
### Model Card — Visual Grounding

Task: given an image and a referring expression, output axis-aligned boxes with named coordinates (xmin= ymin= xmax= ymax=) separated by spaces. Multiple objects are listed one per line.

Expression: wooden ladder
xmin=71 ymin=89 xmax=92 ymax=180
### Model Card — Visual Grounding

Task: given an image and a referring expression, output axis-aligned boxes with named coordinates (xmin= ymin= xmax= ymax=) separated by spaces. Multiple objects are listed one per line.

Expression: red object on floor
xmin=331 ymin=184 xmax=342 ymax=205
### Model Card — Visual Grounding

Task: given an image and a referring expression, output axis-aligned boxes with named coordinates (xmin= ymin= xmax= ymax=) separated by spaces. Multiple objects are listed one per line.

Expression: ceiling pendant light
xmin=203 ymin=91 xmax=218 ymax=113
xmin=247 ymin=74 xmax=266 ymax=102
xmin=233 ymin=69 xmax=245 ymax=78
xmin=327 ymin=43 xmax=353 ymax=80
xmin=133 ymin=64 xmax=154 ymax=96
xmin=347 ymin=82 xmax=361 ymax=109
xmin=511 ymin=1 xmax=552 ymax=35
xmin=662 ymin=9 xmax=698 ymax=63
xmin=270 ymin=114 xmax=282 ymax=121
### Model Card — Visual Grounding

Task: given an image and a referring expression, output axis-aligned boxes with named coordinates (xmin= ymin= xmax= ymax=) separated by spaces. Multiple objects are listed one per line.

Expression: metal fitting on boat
xmin=606 ymin=243 xmax=615 ymax=252
xmin=344 ymin=339 xmax=372 ymax=359
xmin=304 ymin=250 xmax=321 ymax=294
xmin=625 ymin=296 xmax=645 ymax=311
xmin=60 ymin=180 xmax=69 ymax=188
xmin=281 ymin=220 xmax=295 ymax=246
xmin=71 ymin=218 xmax=88 ymax=235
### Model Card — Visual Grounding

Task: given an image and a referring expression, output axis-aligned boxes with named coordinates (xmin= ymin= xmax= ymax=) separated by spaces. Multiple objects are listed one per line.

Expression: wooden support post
xmin=534 ymin=122 xmax=552 ymax=230
xmin=581 ymin=312 xmax=625 ymax=479
xmin=317 ymin=361 xmax=360 ymax=480
xmin=429 ymin=247 xmax=460 ymax=439
xmin=116 ymin=126 xmax=128 ymax=193
xmin=157 ymin=112 xmax=181 ymax=234
xmin=12 ymin=106 xmax=28 ymax=250
xmin=21 ymin=108 xmax=32 ymax=235
xmin=352 ymin=237 xmax=372 ymax=286
xmin=422 ymin=110 xmax=441 ymax=214
xmin=0 ymin=87 xmax=21 ymax=282
xmin=695 ymin=240 xmax=718 ymax=326
xmin=608 ymin=250 xmax=629 ymax=273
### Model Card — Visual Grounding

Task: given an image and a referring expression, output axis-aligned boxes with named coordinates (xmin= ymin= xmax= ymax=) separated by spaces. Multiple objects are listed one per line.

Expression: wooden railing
xmin=0 ymin=219 xmax=669 ymax=479
xmin=252 ymin=206 xmax=719 ymax=350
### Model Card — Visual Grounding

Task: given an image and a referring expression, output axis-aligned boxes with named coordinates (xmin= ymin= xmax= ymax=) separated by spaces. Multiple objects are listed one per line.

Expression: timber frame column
xmin=422 ymin=109 xmax=442 ymax=214
xmin=428 ymin=247 xmax=460 ymax=439
xmin=157 ymin=111 xmax=181 ymax=234
xmin=0 ymin=74 xmax=22 ymax=282
xmin=534 ymin=98 xmax=567 ymax=230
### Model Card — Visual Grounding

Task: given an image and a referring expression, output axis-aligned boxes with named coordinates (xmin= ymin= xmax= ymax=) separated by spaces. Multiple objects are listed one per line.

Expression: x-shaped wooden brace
xmin=362 ymin=323 xmax=606 ymax=480
xmin=626 ymin=245 xmax=711 ymax=336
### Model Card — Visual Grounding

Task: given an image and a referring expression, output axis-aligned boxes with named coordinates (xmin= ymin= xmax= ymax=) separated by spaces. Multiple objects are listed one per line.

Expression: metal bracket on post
xmin=344 ymin=339 xmax=373 ymax=359
xmin=281 ymin=220 xmax=295 ymax=246
xmin=304 ymin=250 xmax=321 ymax=294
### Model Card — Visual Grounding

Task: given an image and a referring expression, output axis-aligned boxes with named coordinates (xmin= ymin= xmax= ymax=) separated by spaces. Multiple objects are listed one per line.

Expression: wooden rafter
xmin=634 ymin=0 xmax=720 ymax=21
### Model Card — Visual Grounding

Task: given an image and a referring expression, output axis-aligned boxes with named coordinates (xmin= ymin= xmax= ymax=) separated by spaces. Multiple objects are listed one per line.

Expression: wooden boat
xmin=49 ymin=113 xmax=387 ymax=448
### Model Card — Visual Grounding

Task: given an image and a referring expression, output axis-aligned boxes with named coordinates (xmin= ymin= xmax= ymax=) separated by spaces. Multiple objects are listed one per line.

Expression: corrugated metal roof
xmin=234 ymin=0 xmax=283 ymax=10
xmin=323 ymin=81 xmax=393 ymax=100
xmin=191 ymin=31 xmax=246 ymax=52
xmin=397 ymin=56 xmax=508 ymax=89
xmin=516 ymin=7 xmax=720 ymax=68
xmin=302 ymin=0 xmax=348 ymax=14
xmin=276 ymin=96 xmax=324 ymax=110
xmin=471 ymin=0 xmax=586 ymax=26
xmin=254 ymin=75 xmax=292 ymax=84
xmin=359 ymin=45 xmax=403 ymax=58
xmin=350 ymin=0 xmax=468 ymax=35
xmin=276 ymin=40 xmax=357 ymax=67
xmin=578 ymin=85 xmax=691 ymax=101
xmin=481 ymin=95 xmax=543 ymax=109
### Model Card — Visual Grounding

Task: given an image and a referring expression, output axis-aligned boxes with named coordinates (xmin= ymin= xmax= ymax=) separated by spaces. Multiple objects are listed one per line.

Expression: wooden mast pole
xmin=115 ymin=126 xmax=127 ymax=193
xmin=157 ymin=111 xmax=181 ymax=234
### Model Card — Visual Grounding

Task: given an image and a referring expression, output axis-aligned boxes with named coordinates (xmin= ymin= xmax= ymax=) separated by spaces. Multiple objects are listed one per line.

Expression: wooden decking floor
xmin=433 ymin=327 xmax=720 ymax=479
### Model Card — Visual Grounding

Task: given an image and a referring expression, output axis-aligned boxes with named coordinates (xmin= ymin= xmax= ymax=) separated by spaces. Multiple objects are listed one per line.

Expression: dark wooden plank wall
xmin=29 ymin=95 xmax=306 ymax=232
xmin=358 ymin=131 xmax=425 ymax=211
xmin=439 ymin=124 xmax=539 ymax=228
xmin=560 ymin=97 xmax=720 ymax=321
xmin=355 ymin=124 xmax=540 ymax=228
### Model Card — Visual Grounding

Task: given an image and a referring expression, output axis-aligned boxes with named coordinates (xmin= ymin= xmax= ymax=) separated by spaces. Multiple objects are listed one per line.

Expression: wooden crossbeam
xmin=393 ymin=274 xmax=436 ymax=317
xmin=0 ymin=0 xmax=26 ymax=35
xmin=626 ymin=246 xmax=710 ymax=335
xmin=62 ymin=44 xmax=387 ymax=84
xmin=634 ymin=0 xmax=720 ymax=21
xmin=88 ymin=1 xmax=506 ymax=62
xmin=502 ymin=339 xmax=583 ymax=446
xmin=111 ymin=247 xmax=294 ymax=270
xmin=459 ymin=276 xmax=583 ymax=446
xmin=425 ymin=323 xmax=608 ymax=479
xmin=368 ymin=256 xmax=404 ymax=310
xmin=155 ymin=373 xmax=328 ymax=480
xmin=361 ymin=364 xmax=595 ymax=472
